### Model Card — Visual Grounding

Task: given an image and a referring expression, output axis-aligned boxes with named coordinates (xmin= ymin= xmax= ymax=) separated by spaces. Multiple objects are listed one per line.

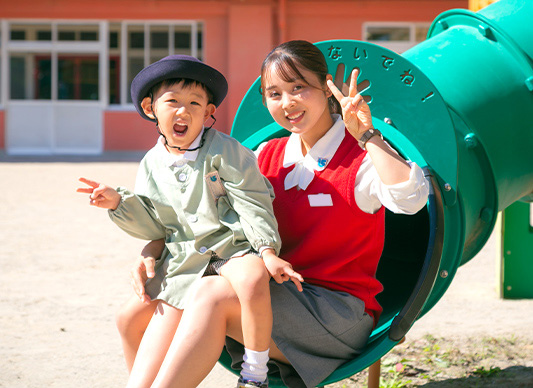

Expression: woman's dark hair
xmin=260 ymin=40 xmax=340 ymax=114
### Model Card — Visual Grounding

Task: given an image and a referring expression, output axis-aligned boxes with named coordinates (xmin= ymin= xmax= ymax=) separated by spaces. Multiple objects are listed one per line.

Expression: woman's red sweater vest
xmin=257 ymin=131 xmax=385 ymax=320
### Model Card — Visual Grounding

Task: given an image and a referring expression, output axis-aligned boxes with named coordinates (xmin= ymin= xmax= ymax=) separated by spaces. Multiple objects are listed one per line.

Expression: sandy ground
xmin=1 ymin=154 xmax=532 ymax=388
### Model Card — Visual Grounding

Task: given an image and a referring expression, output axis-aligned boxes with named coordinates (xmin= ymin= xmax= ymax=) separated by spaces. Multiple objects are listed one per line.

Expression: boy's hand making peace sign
xmin=327 ymin=68 xmax=373 ymax=141
xmin=77 ymin=177 xmax=122 ymax=210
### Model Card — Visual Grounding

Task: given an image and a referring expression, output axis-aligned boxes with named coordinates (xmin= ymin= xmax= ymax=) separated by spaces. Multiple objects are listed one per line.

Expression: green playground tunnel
xmin=224 ymin=0 xmax=533 ymax=385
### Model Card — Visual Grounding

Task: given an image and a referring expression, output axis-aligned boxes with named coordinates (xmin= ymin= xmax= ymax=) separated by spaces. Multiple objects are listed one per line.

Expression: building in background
xmin=0 ymin=0 xmax=466 ymax=154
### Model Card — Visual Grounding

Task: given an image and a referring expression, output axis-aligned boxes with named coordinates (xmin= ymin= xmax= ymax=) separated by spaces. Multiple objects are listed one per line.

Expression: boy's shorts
xmin=202 ymin=249 xmax=260 ymax=276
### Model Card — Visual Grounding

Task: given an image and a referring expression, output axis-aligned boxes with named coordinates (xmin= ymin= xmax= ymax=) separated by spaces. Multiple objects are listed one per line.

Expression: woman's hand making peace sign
xmin=327 ymin=68 xmax=373 ymax=141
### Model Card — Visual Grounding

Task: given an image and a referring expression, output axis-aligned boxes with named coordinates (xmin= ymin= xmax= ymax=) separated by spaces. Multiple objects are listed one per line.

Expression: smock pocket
xmin=205 ymin=171 xmax=227 ymax=204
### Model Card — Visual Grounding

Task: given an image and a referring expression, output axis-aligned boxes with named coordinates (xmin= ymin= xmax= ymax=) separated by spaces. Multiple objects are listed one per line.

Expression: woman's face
xmin=263 ymin=64 xmax=333 ymax=143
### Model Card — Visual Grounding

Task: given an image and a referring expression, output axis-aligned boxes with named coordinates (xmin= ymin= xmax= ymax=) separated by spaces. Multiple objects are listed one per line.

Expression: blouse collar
xmin=283 ymin=114 xmax=345 ymax=190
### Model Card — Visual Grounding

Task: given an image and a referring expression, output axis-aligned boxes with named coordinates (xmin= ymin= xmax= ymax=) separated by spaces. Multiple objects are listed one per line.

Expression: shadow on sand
xmin=418 ymin=365 xmax=533 ymax=387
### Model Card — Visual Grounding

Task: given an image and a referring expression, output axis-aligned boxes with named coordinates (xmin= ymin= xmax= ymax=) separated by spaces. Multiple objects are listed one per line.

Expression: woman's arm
xmin=364 ymin=136 xmax=411 ymax=185
xmin=328 ymin=69 xmax=428 ymax=214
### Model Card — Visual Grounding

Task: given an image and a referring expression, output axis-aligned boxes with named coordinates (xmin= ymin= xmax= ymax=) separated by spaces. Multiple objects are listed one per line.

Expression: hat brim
xmin=131 ymin=56 xmax=228 ymax=122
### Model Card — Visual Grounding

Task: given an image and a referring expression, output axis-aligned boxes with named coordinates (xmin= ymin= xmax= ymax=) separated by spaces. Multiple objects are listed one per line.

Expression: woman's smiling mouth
xmin=287 ymin=111 xmax=304 ymax=124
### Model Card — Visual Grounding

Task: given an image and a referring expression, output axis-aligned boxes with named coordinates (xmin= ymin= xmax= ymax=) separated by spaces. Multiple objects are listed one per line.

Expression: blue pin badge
xmin=317 ymin=157 xmax=328 ymax=168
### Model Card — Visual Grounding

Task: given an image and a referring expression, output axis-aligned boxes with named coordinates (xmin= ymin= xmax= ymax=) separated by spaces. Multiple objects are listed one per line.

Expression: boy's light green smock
xmin=109 ymin=129 xmax=281 ymax=309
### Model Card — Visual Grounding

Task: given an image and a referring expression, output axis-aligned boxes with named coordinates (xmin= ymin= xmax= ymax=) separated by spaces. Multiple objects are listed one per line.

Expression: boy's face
xmin=142 ymin=81 xmax=216 ymax=154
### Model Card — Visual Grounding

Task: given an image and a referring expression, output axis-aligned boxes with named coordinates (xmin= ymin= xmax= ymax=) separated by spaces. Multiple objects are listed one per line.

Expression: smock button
xmin=188 ymin=215 xmax=198 ymax=223
xmin=199 ymin=246 xmax=208 ymax=254
xmin=178 ymin=173 xmax=187 ymax=182
xmin=176 ymin=160 xmax=185 ymax=167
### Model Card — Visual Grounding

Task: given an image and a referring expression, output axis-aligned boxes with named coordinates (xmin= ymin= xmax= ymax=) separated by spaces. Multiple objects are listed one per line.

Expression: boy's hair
xmin=148 ymin=78 xmax=215 ymax=105
xmin=131 ymin=55 xmax=228 ymax=122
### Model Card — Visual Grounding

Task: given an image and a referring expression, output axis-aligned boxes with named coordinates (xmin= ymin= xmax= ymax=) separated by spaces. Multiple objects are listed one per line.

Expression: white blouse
xmin=255 ymin=115 xmax=430 ymax=215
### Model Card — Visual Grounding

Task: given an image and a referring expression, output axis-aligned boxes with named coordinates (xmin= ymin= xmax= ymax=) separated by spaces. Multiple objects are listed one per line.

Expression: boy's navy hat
xmin=131 ymin=54 xmax=228 ymax=122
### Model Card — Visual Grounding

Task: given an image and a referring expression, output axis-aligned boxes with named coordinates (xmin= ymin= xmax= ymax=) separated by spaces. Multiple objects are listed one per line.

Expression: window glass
xmin=6 ymin=21 xmax=202 ymax=104
xmin=80 ymin=31 xmax=98 ymax=41
xmin=129 ymin=31 xmax=144 ymax=49
xmin=109 ymin=23 xmax=121 ymax=104
xmin=109 ymin=58 xmax=120 ymax=104
xmin=150 ymin=25 xmax=169 ymax=63
xmin=11 ymin=30 xmax=26 ymax=41
xmin=58 ymin=31 xmax=76 ymax=41
xmin=173 ymin=24 xmax=203 ymax=56
xmin=10 ymin=54 xmax=52 ymax=100
xmin=151 ymin=31 xmax=168 ymax=49
xmin=127 ymin=25 xmax=144 ymax=103
xmin=174 ymin=31 xmax=191 ymax=50
xmin=366 ymin=26 xmax=410 ymax=41
xmin=58 ymin=55 xmax=99 ymax=100
xmin=37 ymin=31 xmax=52 ymax=41
xmin=10 ymin=24 xmax=52 ymax=41
xmin=57 ymin=24 xmax=99 ymax=41
xmin=415 ymin=25 xmax=430 ymax=42
xmin=110 ymin=31 xmax=119 ymax=49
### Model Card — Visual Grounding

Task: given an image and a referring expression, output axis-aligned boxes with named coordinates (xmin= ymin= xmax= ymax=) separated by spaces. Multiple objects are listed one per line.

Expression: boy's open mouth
xmin=173 ymin=123 xmax=188 ymax=136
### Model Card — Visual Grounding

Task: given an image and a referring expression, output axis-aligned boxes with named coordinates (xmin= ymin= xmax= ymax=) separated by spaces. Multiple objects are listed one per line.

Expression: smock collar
xmin=156 ymin=128 xmax=204 ymax=167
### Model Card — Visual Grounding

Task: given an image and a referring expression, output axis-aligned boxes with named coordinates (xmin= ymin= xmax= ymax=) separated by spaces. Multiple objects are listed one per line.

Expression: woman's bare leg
xmin=151 ymin=276 xmax=242 ymax=388
xmin=151 ymin=276 xmax=291 ymax=388
xmin=126 ymin=301 xmax=183 ymax=388
xmin=115 ymin=295 xmax=159 ymax=371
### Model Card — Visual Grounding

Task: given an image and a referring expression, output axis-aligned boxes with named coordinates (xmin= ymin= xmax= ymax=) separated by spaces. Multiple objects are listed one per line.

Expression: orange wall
xmin=1 ymin=0 xmax=467 ymax=151
xmin=284 ymin=1 xmax=466 ymax=42
xmin=227 ymin=3 xmax=275 ymax=122
xmin=104 ymin=111 xmax=158 ymax=151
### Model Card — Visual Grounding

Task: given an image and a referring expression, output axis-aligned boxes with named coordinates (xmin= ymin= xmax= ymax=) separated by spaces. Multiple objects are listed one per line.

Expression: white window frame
xmin=0 ymin=19 xmax=203 ymax=108
xmin=118 ymin=20 xmax=201 ymax=107
xmin=363 ymin=21 xmax=431 ymax=54
xmin=1 ymin=19 xmax=108 ymax=106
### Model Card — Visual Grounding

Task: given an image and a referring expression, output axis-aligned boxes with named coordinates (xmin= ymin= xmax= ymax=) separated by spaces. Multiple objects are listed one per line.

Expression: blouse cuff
xmin=383 ymin=162 xmax=421 ymax=194
xmin=382 ymin=162 xmax=429 ymax=213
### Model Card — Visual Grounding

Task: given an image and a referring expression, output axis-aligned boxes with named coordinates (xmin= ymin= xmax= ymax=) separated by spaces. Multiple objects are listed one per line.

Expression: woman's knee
xmin=115 ymin=304 xmax=138 ymax=336
xmin=115 ymin=297 xmax=156 ymax=337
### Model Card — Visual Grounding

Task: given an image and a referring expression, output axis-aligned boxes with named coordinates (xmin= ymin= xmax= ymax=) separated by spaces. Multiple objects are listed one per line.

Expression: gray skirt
xmin=226 ymin=280 xmax=374 ymax=388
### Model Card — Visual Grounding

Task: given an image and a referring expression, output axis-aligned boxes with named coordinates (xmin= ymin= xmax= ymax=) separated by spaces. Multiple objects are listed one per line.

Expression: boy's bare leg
xmin=116 ymin=295 xmax=159 ymax=371
xmin=126 ymin=301 xmax=183 ymax=388
xmin=220 ymin=254 xmax=272 ymax=352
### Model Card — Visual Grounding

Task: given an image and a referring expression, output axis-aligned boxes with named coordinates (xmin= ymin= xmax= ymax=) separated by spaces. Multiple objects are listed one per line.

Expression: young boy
xmin=78 ymin=55 xmax=303 ymax=388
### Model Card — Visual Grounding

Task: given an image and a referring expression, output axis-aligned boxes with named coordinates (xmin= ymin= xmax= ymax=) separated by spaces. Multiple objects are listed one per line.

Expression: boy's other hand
xmin=262 ymin=249 xmax=304 ymax=292
xmin=131 ymin=255 xmax=156 ymax=304
xmin=132 ymin=239 xmax=164 ymax=303
xmin=77 ymin=177 xmax=121 ymax=210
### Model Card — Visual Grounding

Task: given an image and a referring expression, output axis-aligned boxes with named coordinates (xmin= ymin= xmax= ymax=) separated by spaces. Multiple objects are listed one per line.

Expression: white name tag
xmin=308 ymin=193 xmax=333 ymax=207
